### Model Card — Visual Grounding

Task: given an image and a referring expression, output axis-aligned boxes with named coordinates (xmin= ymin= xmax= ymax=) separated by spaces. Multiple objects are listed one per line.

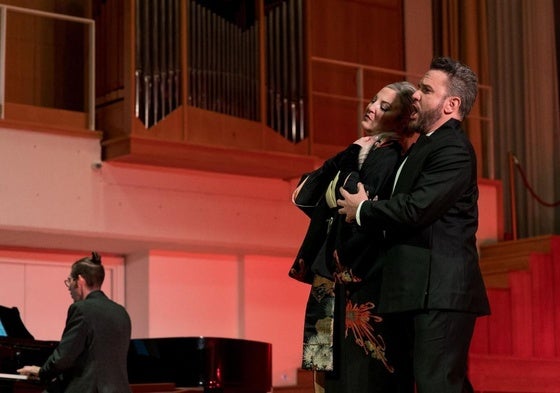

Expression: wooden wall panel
xmin=94 ymin=0 xmax=124 ymax=98
xmin=308 ymin=0 xmax=405 ymax=154
xmin=3 ymin=2 xmax=89 ymax=111
xmin=312 ymin=95 xmax=359 ymax=146
xmin=308 ymin=0 xmax=404 ymax=68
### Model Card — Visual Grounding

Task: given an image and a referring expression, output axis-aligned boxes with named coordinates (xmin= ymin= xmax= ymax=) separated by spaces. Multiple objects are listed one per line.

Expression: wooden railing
xmin=310 ymin=56 xmax=495 ymax=179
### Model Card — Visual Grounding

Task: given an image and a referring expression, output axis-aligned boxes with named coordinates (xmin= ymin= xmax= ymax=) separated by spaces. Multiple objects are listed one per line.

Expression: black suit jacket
xmin=359 ymin=119 xmax=490 ymax=315
xmin=40 ymin=290 xmax=132 ymax=393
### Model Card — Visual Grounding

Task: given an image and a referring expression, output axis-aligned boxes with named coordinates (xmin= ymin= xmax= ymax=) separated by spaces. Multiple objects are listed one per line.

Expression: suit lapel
xmin=392 ymin=134 xmax=431 ymax=195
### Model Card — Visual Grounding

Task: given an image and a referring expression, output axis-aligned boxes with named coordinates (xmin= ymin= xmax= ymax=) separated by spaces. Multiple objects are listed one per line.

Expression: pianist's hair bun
xmin=91 ymin=251 xmax=102 ymax=265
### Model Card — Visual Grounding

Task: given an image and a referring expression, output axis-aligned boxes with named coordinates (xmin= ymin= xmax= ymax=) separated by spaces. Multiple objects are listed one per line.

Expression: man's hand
xmin=17 ymin=365 xmax=40 ymax=380
xmin=337 ymin=182 xmax=368 ymax=222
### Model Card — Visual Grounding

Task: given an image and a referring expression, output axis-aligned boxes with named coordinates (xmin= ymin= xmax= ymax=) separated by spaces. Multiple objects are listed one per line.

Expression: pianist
xmin=17 ymin=252 xmax=132 ymax=393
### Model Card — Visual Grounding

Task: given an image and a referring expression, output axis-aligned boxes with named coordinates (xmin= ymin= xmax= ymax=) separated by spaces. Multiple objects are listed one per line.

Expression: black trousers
xmin=385 ymin=309 xmax=477 ymax=393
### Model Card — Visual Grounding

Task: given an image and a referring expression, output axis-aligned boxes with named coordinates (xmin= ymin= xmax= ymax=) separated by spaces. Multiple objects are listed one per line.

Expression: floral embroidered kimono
xmin=291 ymin=138 xmax=412 ymax=393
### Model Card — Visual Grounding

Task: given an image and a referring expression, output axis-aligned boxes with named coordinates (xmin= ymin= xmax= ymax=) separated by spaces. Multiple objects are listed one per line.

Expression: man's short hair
xmin=430 ymin=57 xmax=478 ymax=118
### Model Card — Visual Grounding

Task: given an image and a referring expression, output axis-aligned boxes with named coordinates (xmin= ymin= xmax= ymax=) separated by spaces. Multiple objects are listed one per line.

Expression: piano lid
xmin=0 ymin=306 xmax=34 ymax=340
xmin=128 ymin=337 xmax=272 ymax=393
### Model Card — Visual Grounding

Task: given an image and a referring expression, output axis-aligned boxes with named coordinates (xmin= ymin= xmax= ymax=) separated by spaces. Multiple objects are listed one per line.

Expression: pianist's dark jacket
xmin=40 ymin=290 xmax=132 ymax=393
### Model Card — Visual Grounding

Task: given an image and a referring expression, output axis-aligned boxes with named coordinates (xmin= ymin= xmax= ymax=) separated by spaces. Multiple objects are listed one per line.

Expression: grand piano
xmin=0 ymin=306 xmax=57 ymax=393
xmin=128 ymin=337 xmax=272 ymax=392
xmin=0 ymin=306 xmax=272 ymax=393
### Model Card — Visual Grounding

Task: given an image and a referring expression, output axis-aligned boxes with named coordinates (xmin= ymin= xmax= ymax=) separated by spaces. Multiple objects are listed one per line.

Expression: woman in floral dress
xmin=291 ymin=81 xmax=418 ymax=393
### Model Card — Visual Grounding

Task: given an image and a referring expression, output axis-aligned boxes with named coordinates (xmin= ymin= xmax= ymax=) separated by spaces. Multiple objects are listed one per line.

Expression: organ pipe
xmin=136 ymin=0 xmax=306 ymax=141
xmin=135 ymin=0 xmax=181 ymax=128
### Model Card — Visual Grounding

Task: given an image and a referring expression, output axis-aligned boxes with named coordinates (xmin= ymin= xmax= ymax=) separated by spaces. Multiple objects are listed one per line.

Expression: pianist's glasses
xmin=64 ymin=277 xmax=75 ymax=288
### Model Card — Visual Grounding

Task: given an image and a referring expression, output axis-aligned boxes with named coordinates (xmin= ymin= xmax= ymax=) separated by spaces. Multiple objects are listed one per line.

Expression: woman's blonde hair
xmin=386 ymin=81 xmax=416 ymax=135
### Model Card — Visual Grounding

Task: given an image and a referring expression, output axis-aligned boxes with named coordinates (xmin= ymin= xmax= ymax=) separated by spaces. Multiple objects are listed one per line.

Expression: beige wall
xmin=0 ymin=249 xmax=125 ymax=340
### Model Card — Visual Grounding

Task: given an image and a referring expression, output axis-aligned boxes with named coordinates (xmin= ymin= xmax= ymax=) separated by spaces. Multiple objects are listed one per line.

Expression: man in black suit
xmin=337 ymin=57 xmax=491 ymax=393
xmin=18 ymin=252 xmax=132 ymax=393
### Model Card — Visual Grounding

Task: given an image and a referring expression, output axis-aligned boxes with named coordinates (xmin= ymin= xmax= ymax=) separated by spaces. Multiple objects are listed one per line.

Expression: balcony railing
xmin=310 ymin=56 xmax=494 ymax=179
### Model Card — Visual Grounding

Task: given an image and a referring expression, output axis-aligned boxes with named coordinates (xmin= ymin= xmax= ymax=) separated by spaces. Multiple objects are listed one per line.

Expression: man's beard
xmin=410 ymin=99 xmax=444 ymax=134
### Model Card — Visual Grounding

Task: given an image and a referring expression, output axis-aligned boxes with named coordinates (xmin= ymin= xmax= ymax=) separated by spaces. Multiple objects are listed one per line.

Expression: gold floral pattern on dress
xmin=332 ymin=250 xmax=362 ymax=284
xmin=303 ymin=314 xmax=335 ymax=371
xmin=302 ymin=276 xmax=336 ymax=371
xmin=345 ymin=300 xmax=394 ymax=373
xmin=288 ymin=257 xmax=308 ymax=282
xmin=311 ymin=275 xmax=335 ymax=302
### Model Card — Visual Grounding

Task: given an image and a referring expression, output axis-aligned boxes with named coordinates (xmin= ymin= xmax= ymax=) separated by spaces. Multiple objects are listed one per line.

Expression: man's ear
xmin=76 ymin=274 xmax=86 ymax=286
xmin=444 ymin=96 xmax=461 ymax=115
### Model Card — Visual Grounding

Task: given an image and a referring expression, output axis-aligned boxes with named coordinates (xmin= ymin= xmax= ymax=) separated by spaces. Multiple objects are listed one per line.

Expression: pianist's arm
xmin=18 ymin=303 xmax=88 ymax=382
